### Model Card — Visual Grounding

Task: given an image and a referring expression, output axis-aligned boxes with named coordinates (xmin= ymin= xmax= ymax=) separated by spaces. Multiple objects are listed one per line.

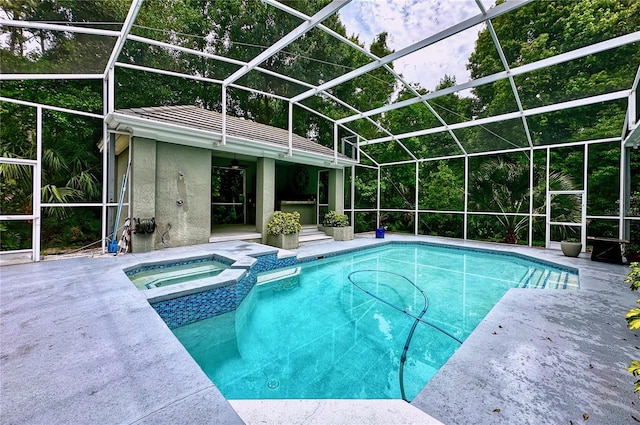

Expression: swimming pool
xmin=172 ymin=243 xmax=578 ymax=401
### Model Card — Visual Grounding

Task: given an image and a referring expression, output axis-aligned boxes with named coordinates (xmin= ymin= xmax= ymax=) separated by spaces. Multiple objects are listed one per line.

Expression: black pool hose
xmin=347 ymin=270 xmax=462 ymax=401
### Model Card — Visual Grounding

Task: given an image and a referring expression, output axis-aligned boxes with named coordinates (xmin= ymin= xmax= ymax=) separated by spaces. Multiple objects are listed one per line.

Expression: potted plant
xmin=320 ymin=210 xmax=354 ymax=241
xmin=626 ymin=243 xmax=640 ymax=263
xmin=561 ymin=237 xmax=582 ymax=257
xmin=559 ymin=225 xmax=582 ymax=257
xmin=267 ymin=211 xmax=303 ymax=249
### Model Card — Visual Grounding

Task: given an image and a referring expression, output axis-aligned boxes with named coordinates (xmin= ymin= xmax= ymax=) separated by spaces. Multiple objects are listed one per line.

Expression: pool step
xmin=209 ymin=231 xmax=262 ymax=243
xmin=299 ymin=226 xmax=334 ymax=246
xmin=520 ymin=268 xmax=579 ymax=290
xmin=132 ymin=263 xmax=225 ymax=289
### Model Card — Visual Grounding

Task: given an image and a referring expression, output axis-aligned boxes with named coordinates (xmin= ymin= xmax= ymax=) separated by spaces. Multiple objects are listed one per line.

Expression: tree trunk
xmin=504 ymin=228 xmax=518 ymax=244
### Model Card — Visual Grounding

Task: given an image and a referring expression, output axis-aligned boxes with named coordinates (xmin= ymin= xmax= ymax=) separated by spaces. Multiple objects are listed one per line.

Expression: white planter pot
xmin=332 ymin=226 xmax=353 ymax=241
xmin=560 ymin=241 xmax=582 ymax=257
xmin=267 ymin=233 xmax=299 ymax=249
xmin=319 ymin=226 xmax=353 ymax=241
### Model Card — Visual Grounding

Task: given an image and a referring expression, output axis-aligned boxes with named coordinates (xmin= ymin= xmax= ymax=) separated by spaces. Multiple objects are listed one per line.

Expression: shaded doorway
xmin=211 ymin=166 xmax=246 ymax=225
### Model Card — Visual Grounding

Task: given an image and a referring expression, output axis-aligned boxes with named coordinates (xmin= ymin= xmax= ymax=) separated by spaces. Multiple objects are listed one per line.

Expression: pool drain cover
xmin=266 ymin=379 xmax=280 ymax=390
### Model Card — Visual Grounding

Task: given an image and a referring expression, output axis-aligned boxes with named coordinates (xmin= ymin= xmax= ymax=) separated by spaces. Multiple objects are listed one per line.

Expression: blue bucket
xmin=108 ymin=240 xmax=118 ymax=253
xmin=375 ymin=228 xmax=385 ymax=238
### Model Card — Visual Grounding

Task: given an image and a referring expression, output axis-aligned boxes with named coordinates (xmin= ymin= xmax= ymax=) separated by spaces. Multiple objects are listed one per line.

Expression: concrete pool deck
xmin=1 ymin=234 xmax=638 ymax=424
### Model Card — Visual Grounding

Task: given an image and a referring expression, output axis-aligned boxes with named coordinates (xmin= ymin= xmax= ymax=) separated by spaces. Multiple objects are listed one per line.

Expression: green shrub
xmin=267 ymin=211 xmax=302 ymax=235
xmin=322 ymin=210 xmax=350 ymax=227
xmin=626 ymin=262 xmax=640 ymax=397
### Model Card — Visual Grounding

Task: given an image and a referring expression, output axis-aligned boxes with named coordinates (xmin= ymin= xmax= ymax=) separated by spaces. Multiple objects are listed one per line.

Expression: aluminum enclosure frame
xmin=0 ymin=0 xmax=638 ymax=261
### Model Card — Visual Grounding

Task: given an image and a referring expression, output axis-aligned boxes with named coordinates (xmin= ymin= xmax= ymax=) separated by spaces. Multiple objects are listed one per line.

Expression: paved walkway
xmin=1 ymin=235 xmax=637 ymax=424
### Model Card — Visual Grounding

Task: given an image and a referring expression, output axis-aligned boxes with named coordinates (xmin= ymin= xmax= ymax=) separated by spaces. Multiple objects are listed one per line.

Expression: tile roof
xmin=115 ymin=105 xmax=347 ymax=159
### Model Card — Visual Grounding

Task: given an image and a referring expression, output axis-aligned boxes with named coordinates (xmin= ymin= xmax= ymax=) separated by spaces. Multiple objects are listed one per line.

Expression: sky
xmin=338 ymin=0 xmax=494 ymax=93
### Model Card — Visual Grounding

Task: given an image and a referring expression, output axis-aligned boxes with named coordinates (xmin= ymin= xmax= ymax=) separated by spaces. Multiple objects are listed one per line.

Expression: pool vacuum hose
xmin=347 ymin=270 xmax=462 ymax=401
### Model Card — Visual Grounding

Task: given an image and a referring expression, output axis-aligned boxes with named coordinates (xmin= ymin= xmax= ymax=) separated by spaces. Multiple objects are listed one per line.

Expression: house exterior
xmin=105 ymin=105 xmax=356 ymax=252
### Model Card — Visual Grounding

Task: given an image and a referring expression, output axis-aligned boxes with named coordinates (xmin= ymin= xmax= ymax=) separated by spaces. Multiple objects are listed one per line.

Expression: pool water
xmin=127 ymin=260 xmax=229 ymax=290
xmin=173 ymin=243 xmax=577 ymax=401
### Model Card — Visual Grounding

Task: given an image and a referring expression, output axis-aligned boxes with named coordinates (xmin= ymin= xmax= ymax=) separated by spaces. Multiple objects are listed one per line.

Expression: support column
xmin=107 ymin=133 xmax=116 ymax=239
xmin=257 ymin=157 xmax=276 ymax=243
xmin=328 ymin=168 xmax=344 ymax=214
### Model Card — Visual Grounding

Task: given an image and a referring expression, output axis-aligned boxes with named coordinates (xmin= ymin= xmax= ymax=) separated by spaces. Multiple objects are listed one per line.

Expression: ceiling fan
xmin=230 ymin=154 xmax=248 ymax=169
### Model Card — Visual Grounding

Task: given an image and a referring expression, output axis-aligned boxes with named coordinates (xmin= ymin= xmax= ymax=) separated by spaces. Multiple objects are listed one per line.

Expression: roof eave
xmin=624 ymin=123 xmax=640 ymax=148
xmin=107 ymin=112 xmax=357 ymax=169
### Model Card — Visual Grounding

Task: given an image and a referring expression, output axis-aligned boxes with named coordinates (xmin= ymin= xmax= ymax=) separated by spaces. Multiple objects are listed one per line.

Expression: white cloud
xmin=338 ymin=0 xmax=487 ymax=92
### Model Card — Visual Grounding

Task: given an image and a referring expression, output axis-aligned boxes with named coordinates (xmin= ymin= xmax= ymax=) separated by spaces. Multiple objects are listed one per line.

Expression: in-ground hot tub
xmin=125 ymin=256 xmax=232 ymax=290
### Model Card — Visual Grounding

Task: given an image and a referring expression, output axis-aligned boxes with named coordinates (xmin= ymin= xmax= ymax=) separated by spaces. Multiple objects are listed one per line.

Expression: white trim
xmin=288 ymin=102 xmax=294 ymax=157
xmin=376 ymin=167 xmax=381 ymax=228
xmin=548 ymin=190 xmax=586 ymax=195
xmin=101 ymin=78 xmax=108 ymax=254
xmin=419 ymin=209 xmax=464 ymax=215
xmin=620 ymin=139 xmax=626 ymax=238
xmin=350 ymin=165 xmax=356 ymax=226
xmin=528 ymin=148 xmax=534 ymax=246
xmin=464 ymin=155 xmax=469 ymax=240
xmin=41 ymin=203 xmax=118 ymax=208
xmin=222 ymin=85 xmax=227 ymax=145
xmin=0 ymin=215 xmax=37 ymax=220
xmin=632 ymin=64 xmax=640 ymax=94
xmin=333 ymin=123 xmax=339 ymax=164
xmin=624 ymin=122 xmax=640 ymax=147
xmin=414 ymin=162 xmax=419 ymax=235
xmin=107 ymin=68 xmax=115 ymax=114
xmin=0 ymin=97 xmax=103 ymax=119
xmin=116 ymin=62 xmax=224 ymax=85
xmin=228 ymin=83 xmax=289 ymax=102
xmin=588 ymin=215 xmax=626 ymax=220
xmin=582 ymin=145 xmax=588 ymax=248
xmin=378 ymin=159 xmax=417 ymax=167
xmin=545 ymin=148 xmax=551 ymax=248
xmin=630 ymin=90 xmax=637 ymax=128
xmin=354 ymin=163 xmax=378 ymax=170
xmin=126 ymin=34 xmax=245 ymax=66
xmin=294 ymin=102 xmax=335 ymax=123
xmin=548 ymin=221 xmax=582 ymax=226
xmin=33 ymin=107 xmax=42 ymax=262
xmin=0 ymin=157 xmax=37 ymax=165
xmin=0 ymin=19 xmax=120 ymax=36
xmin=0 ymin=74 xmax=103 ymax=80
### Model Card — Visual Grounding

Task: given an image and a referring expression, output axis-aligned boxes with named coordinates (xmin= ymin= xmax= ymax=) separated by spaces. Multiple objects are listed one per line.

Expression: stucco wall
xmin=130 ymin=138 xmax=156 ymax=252
xmin=130 ymin=138 xmax=211 ymax=252
xmin=257 ymin=157 xmax=275 ymax=243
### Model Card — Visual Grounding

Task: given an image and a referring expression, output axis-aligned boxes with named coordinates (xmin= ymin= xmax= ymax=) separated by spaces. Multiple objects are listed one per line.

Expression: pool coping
xmin=0 ymin=234 xmax=636 ymax=424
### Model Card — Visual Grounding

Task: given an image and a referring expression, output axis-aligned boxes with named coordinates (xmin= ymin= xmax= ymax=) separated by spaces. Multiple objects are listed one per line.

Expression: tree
xmin=468 ymin=156 xmax=578 ymax=244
